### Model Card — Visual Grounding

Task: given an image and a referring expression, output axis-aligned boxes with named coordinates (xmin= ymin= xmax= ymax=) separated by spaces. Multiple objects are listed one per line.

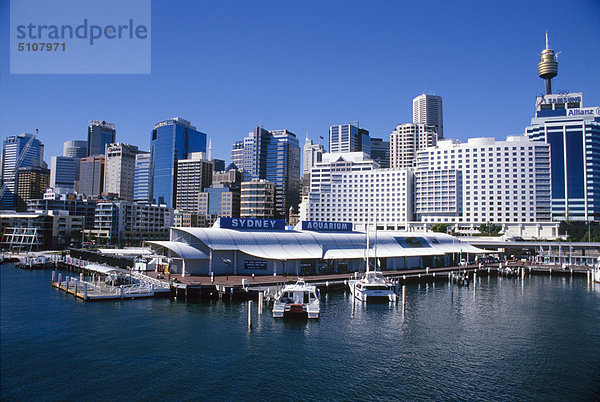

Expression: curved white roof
xmin=147 ymin=241 xmax=209 ymax=260
xmin=173 ymin=228 xmax=323 ymax=260
xmin=166 ymin=228 xmax=485 ymax=261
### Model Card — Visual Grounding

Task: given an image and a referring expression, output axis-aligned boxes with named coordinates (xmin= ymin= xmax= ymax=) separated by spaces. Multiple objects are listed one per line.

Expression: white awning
xmin=147 ymin=241 xmax=209 ymax=259
xmin=84 ymin=264 xmax=128 ymax=275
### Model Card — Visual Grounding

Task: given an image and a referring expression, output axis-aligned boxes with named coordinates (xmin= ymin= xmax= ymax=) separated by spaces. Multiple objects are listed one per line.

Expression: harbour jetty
xmin=4 ymin=251 xmax=595 ymax=301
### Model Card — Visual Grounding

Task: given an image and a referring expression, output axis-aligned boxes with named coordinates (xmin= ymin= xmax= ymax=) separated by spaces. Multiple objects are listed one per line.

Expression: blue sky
xmin=1 ymin=0 xmax=599 ymax=163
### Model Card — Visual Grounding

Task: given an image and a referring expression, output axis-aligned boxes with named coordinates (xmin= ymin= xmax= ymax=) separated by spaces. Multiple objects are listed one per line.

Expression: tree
xmin=430 ymin=223 xmax=451 ymax=234
xmin=479 ymin=223 xmax=502 ymax=236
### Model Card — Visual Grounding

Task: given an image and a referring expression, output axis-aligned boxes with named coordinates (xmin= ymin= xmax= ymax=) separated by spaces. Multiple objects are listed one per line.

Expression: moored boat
xmin=348 ymin=271 xmax=397 ymax=302
xmin=273 ymin=279 xmax=320 ymax=319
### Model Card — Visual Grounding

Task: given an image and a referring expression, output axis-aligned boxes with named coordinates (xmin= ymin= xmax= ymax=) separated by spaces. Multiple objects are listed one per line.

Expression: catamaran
xmin=272 ymin=279 xmax=320 ymax=319
xmin=348 ymin=219 xmax=397 ymax=302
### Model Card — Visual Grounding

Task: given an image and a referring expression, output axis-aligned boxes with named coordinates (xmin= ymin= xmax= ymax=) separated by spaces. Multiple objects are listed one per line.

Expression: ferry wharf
xmin=6 ymin=252 xmax=594 ymax=301
xmin=146 ymin=261 xmax=595 ymax=301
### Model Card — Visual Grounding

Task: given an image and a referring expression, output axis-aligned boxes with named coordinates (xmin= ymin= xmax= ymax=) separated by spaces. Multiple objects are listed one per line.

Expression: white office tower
xmin=176 ymin=152 xmax=213 ymax=214
xmin=303 ymin=137 xmax=325 ymax=175
xmin=329 ymin=123 xmax=371 ymax=156
xmin=413 ymin=94 xmax=443 ymax=139
xmin=390 ymin=123 xmax=437 ymax=169
xmin=304 ymin=152 xmax=413 ymax=230
xmin=103 ymin=143 xmax=139 ymax=201
xmin=414 ymin=136 xmax=555 ymax=237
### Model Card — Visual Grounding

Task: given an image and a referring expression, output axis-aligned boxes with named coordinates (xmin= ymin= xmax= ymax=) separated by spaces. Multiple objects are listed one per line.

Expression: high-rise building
xmin=370 ymin=137 xmax=390 ymax=169
xmin=526 ymin=92 xmax=600 ymax=221
xmin=390 ymin=123 xmax=437 ymax=169
xmin=268 ymin=129 xmax=301 ymax=217
xmin=63 ymin=140 xmax=88 ymax=158
xmin=213 ymin=158 xmax=226 ymax=172
xmin=413 ymin=94 xmax=443 ymax=139
xmin=230 ymin=140 xmax=244 ymax=171
xmin=329 ymin=123 xmax=371 ymax=156
xmin=198 ymin=183 xmax=241 ymax=224
xmin=175 ymin=152 xmax=213 ymax=214
xmin=150 ymin=117 xmax=207 ymax=208
xmin=240 ymin=179 xmax=275 ymax=219
xmin=50 ymin=156 xmax=79 ymax=190
xmin=526 ymin=35 xmax=600 ymax=221
xmin=303 ymin=152 xmax=413 ymax=229
xmin=236 ymin=127 xmax=301 ymax=218
xmin=78 ymin=155 xmax=105 ymax=197
xmin=1 ymin=133 xmax=45 ymax=211
xmin=303 ymin=137 xmax=325 ymax=175
xmin=213 ymin=164 xmax=242 ymax=186
xmin=104 ymin=143 xmax=140 ymax=201
xmin=133 ymin=153 xmax=151 ymax=203
xmin=414 ymin=136 xmax=551 ymax=227
xmin=87 ymin=120 xmax=116 ymax=156
xmin=16 ymin=166 xmax=50 ymax=211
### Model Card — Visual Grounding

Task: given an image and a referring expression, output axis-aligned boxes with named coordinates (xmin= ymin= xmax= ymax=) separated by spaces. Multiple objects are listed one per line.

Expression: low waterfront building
xmin=148 ymin=218 xmax=484 ymax=276
xmin=28 ymin=189 xmax=97 ymax=229
xmin=86 ymin=200 xmax=173 ymax=246
xmin=0 ymin=210 xmax=83 ymax=250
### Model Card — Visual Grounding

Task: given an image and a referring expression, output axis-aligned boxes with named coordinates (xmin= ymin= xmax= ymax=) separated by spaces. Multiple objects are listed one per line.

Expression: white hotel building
xmin=413 ymin=136 xmax=557 ymax=238
xmin=303 ymin=152 xmax=413 ymax=230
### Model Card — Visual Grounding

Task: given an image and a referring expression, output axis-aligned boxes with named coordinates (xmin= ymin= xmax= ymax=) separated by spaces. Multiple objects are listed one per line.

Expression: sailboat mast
xmin=374 ymin=212 xmax=378 ymax=271
xmin=366 ymin=209 xmax=370 ymax=273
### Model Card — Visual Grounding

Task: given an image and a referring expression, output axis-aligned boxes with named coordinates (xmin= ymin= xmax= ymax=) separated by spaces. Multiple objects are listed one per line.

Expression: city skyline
xmin=1 ymin=1 xmax=599 ymax=163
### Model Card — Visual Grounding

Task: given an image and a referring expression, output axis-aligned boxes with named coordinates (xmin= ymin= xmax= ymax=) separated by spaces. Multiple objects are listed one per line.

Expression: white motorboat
xmin=273 ymin=279 xmax=320 ymax=319
xmin=348 ymin=271 xmax=397 ymax=302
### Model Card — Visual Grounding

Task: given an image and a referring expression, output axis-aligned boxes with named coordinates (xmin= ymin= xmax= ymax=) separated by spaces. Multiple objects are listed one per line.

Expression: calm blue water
xmin=2 ymin=263 xmax=600 ymax=401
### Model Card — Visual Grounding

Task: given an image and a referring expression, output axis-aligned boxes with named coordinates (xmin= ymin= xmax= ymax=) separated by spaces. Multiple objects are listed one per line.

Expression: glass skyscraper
xmin=236 ymin=127 xmax=300 ymax=219
xmin=526 ymin=92 xmax=600 ymax=221
xmin=87 ymin=120 xmax=116 ymax=156
xmin=50 ymin=156 xmax=79 ymax=190
xmin=1 ymin=133 xmax=45 ymax=211
xmin=63 ymin=140 xmax=88 ymax=158
xmin=133 ymin=153 xmax=151 ymax=203
xmin=150 ymin=118 xmax=207 ymax=208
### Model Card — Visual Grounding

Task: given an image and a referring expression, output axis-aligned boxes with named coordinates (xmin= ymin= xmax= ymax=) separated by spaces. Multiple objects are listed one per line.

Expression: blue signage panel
xmin=302 ymin=221 xmax=353 ymax=232
xmin=220 ymin=217 xmax=286 ymax=230
xmin=244 ymin=260 xmax=267 ymax=270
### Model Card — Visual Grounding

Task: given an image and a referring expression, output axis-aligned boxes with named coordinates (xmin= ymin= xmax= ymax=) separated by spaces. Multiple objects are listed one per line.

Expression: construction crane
xmin=0 ymin=130 xmax=38 ymax=201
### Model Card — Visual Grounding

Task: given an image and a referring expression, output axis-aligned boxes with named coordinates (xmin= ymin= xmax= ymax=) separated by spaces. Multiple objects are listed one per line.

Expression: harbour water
xmin=2 ymin=262 xmax=599 ymax=400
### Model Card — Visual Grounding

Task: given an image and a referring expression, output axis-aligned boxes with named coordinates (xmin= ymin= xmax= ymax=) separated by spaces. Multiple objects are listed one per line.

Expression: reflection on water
xmin=1 ymin=264 xmax=600 ymax=401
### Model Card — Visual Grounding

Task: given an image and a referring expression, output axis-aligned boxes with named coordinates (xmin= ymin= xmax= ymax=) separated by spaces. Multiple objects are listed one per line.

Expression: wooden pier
xmin=5 ymin=251 xmax=595 ymax=301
